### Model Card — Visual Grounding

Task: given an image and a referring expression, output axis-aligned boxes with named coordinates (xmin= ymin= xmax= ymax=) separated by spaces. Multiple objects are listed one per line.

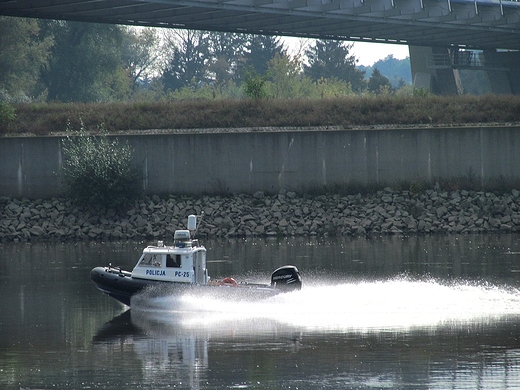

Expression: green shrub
xmin=243 ymin=68 xmax=268 ymax=100
xmin=0 ymin=101 xmax=16 ymax=133
xmin=412 ymin=87 xmax=433 ymax=98
xmin=61 ymin=123 xmax=142 ymax=209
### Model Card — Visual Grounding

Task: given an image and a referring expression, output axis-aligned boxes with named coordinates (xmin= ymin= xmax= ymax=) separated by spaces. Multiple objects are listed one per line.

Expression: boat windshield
xmin=138 ymin=253 xmax=162 ymax=267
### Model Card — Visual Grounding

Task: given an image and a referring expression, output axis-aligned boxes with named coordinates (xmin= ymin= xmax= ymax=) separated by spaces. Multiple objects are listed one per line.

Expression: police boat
xmin=90 ymin=215 xmax=302 ymax=306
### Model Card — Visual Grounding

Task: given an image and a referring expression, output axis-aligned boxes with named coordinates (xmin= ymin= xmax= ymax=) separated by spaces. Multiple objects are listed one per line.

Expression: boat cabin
xmin=131 ymin=228 xmax=208 ymax=285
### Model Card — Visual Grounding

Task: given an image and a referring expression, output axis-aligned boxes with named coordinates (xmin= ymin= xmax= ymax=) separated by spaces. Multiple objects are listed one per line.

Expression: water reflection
xmin=2 ymin=235 xmax=520 ymax=389
xmin=93 ymin=311 xmax=209 ymax=389
xmin=95 ymin=274 xmax=520 ymax=389
xmin=93 ymin=292 xmax=520 ymax=390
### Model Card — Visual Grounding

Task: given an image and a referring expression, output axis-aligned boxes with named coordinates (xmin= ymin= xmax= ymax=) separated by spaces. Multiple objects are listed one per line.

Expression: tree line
xmin=0 ymin=16 xmax=403 ymax=103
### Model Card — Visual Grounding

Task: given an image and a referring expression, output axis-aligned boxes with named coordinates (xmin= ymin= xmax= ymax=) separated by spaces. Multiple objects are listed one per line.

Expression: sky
xmin=351 ymin=42 xmax=410 ymax=66
xmin=282 ymin=37 xmax=410 ymax=66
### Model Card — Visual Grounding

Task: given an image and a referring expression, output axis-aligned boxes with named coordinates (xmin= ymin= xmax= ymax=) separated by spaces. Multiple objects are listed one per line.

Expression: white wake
xmin=131 ymin=277 xmax=520 ymax=333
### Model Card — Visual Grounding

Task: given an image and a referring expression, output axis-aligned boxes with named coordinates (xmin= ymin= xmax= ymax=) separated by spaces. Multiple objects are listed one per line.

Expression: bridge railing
xmin=428 ymin=51 xmax=509 ymax=70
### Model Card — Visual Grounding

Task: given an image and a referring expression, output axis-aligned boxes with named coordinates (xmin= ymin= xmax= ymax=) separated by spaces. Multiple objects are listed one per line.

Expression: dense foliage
xmin=40 ymin=21 xmax=130 ymax=102
xmin=368 ymin=68 xmax=393 ymax=94
xmin=0 ymin=101 xmax=16 ymax=132
xmin=0 ymin=17 xmax=53 ymax=102
xmin=304 ymin=40 xmax=366 ymax=92
xmin=61 ymin=124 xmax=142 ymax=209
xmin=0 ymin=16 xmax=404 ymax=104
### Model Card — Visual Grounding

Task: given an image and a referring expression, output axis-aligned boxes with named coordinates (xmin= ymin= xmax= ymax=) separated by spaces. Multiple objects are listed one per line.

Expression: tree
xmin=161 ymin=29 xmax=210 ymax=92
xmin=304 ymin=39 xmax=366 ymax=92
xmin=121 ymin=27 xmax=162 ymax=90
xmin=243 ymin=34 xmax=286 ymax=76
xmin=206 ymin=32 xmax=249 ymax=84
xmin=266 ymin=53 xmax=307 ymax=99
xmin=369 ymin=55 xmax=412 ymax=87
xmin=40 ymin=21 xmax=131 ymax=102
xmin=367 ymin=68 xmax=393 ymax=94
xmin=0 ymin=16 xmax=53 ymax=102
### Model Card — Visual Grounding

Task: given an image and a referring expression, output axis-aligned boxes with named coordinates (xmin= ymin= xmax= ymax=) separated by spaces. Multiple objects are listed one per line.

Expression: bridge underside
xmin=1 ymin=0 xmax=520 ymax=94
xmin=1 ymin=0 xmax=519 ymax=50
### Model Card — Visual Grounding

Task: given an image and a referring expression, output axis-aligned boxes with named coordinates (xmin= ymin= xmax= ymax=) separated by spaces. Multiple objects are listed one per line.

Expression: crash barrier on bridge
xmin=1 ymin=126 xmax=520 ymax=198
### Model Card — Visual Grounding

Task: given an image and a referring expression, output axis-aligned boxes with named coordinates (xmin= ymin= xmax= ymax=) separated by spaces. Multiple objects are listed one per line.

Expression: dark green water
xmin=2 ymin=234 xmax=520 ymax=389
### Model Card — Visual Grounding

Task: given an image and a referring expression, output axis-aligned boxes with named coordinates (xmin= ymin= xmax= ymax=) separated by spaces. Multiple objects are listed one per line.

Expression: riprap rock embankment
xmin=2 ymin=188 xmax=520 ymax=242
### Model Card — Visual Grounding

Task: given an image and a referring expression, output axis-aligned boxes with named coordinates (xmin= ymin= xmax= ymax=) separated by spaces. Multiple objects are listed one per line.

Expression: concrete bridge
xmin=1 ymin=0 xmax=520 ymax=94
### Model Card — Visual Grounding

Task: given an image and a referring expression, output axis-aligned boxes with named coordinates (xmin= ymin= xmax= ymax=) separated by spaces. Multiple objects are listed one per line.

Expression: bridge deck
xmin=1 ymin=0 xmax=520 ymax=50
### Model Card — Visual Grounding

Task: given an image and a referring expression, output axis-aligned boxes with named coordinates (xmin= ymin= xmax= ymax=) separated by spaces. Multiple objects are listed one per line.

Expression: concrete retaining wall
xmin=1 ymin=126 xmax=519 ymax=198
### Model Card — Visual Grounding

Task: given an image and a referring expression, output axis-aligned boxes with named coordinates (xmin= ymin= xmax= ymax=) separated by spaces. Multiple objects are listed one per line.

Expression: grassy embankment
xmin=3 ymin=94 xmax=520 ymax=136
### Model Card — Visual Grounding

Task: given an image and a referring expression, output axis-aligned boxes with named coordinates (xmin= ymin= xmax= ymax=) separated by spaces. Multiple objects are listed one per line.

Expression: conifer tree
xmin=304 ymin=39 xmax=366 ymax=92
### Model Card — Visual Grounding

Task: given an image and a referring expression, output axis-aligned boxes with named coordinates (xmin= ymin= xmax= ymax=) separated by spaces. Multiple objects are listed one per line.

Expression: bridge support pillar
xmin=481 ymin=50 xmax=520 ymax=95
xmin=409 ymin=46 xmax=463 ymax=95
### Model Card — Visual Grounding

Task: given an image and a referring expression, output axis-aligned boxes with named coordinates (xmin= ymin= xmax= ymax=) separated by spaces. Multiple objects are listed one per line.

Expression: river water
xmin=2 ymin=234 xmax=520 ymax=389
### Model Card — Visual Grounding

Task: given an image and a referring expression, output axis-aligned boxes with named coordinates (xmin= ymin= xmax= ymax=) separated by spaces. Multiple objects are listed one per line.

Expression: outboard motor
xmin=271 ymin=265 xmax=302 ymax=291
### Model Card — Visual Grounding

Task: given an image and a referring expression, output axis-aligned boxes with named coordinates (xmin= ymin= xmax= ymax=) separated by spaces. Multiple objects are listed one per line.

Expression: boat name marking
xmin=144 ymin=270 xmax=191 ymax=278
xmin=146 ymin=269 xmax=166 ymax=276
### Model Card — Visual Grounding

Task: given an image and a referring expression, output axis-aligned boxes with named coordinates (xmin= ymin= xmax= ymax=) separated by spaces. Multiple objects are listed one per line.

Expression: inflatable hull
xmin=91 ymin=266 xmax=163 ymax=306
xmin=91 ymin=265 xmax=302 ymax=307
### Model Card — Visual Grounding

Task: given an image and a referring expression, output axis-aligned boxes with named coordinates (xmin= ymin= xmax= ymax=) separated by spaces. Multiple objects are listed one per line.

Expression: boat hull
xmin=90 ymin=266 xmax=282 ymax=307
xmin=90 ymin=266 xmax=168 ymax=306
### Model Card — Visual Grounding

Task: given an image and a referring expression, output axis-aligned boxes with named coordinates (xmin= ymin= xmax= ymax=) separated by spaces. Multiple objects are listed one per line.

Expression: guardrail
xmin=428 ymin=51 xmax=510 ymax=71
